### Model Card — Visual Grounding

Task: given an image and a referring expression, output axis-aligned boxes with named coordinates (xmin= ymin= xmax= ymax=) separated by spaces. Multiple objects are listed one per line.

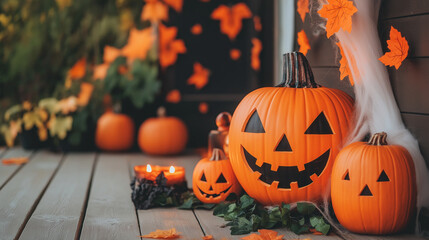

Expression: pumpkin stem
xmin=277 ymin=52 xmax=320 ymax=88
xmin=216 ymin=112 xmax=231 ymax=132
xmin=210 ymin=148 xmax=227 ymax=161
xmin=157 ymin=106 xmax=166 ymax=118
xmin=368 ymin=132 xmax=388 ymax=146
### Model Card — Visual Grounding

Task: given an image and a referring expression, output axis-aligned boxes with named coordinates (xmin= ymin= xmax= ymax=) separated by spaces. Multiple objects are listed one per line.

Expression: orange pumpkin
xmin=138 ymin=107 xmax=188 ymax=155
xmin=331 ymin=132 xmax=416 ymax=234
xmin=95 ymin=111 xmax=135 ymax=151
xmin=228 ymin=52 xmax=354 ymax=205
xmin=193 ymin=148 xmax=242 ymax=203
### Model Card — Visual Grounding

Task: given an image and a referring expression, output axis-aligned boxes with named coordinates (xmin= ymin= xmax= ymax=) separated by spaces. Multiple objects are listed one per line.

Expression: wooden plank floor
xmin=0 ymin=148 xmax=427 ymax=240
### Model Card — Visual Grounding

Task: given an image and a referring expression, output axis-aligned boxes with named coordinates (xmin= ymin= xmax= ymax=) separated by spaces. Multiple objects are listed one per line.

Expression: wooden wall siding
xmin=293 ymin=1 xmax=429 ymax=166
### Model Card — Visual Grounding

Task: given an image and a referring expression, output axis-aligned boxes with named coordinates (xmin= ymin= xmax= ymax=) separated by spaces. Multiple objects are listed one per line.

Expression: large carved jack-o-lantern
xmin=193 ymin=148 xmax=242 ymax=203
xmin=229 ymin=52 xmax=354 ymax=205
xmin=331 ymin=132 xmax=416 ymax=234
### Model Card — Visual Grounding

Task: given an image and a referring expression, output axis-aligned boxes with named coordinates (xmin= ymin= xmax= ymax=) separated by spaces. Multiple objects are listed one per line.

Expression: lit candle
xmin=134 ymin=164 xmax=185 ymax=186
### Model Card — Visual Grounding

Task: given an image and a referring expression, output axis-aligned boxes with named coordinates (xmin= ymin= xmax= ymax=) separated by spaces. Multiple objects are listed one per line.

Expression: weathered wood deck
xmin=0 ymin=147 xmax=427 ymax=240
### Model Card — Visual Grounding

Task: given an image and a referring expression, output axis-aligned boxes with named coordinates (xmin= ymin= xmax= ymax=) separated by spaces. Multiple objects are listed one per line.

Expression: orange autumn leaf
xmin=141 ymin=0 xmax=168 ymax=23
xmin=187 ymin=62 xmax=210 ymax=89
xmin=69 ymin=58 xmax=86 ymax=79
xmin=251 ymin=38 xmax=262 ymax=71
xmin=202 ymin=235 xmax=213 ymax=240
xmin=297 ymin=0 xmax=309 ymax=22
xmin=93 ymin=63 xmax=109 ymax=80
xmin=230 ymin=48 xmax=241 ymax=60
xmin=191 ymin=24 xmax=203 ymax=35
xmin=379 ymin=26 xmax=409 ymax=69
xmin=297 ymin=29 xmax=311 ymax=56
xmin=309 ymin=228 xmax=323 ymax=235
xmin=164 ymin=0 xmax=183 ymax=12
xmin=337 ymin=42 xmax=355 ymax=86
xmin=103 ymin=46 xmax=121 ymax=64
xmin=166 ymin=89 xmax=181 ymax=103
xmin=2 ymin=157 xmax=29 ymax=165
xmin=159 ymin=24 xmax=187 ymax=68
xmin=76 ymin=82 xmax=94 ymax=106
xmin=318 ymin=0 xmax=357 ymax=38
xmin=140 ymin=228 xmax=181 ymax=239
xmin=199 ymin=102 xmax=209 ymax=114
xmin=122 ymin=27 xmax=155 ymax=62
xmin=253 ymin=16 xmax=262 ymax=32
xmin=211 ymin=3 xmax=252 ymax=40
xmin=241 ymin=229 xmax=284 ymax=240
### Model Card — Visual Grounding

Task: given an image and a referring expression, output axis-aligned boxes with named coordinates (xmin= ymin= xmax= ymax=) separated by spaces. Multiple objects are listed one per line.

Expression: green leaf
xmin=240 ymin=195 xmax=255 ymax=209
xmin=290 ymin=222 xmax=309 ymax=235
xmin=227 ymin=203 xmax=237 ymax=213
xmin=250 ymin=214 xmax=261 ymax=231
xmin=213 ymin=203 xmax=229 ymax=217
xmin=310 ymin=216 xmax=330 ymax=235
xmin=315 ymin=222 xmax=330 ymax=235
xmin=297 ymin=202 xmax=316 ymax=215
xmin=299 ymin=217 xmax=305 ymax=226
xmin=178 ymin=198 xmax=194 ymax=209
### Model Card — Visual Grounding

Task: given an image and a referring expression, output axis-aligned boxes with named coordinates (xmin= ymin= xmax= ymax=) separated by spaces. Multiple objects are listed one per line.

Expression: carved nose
xmin=209 ymin=185 xmax=213 ymax=191
xmin=275 ymin=134 xmax=292 ymax=152
xmin=360 ymin=185 xmax=373 ymax=196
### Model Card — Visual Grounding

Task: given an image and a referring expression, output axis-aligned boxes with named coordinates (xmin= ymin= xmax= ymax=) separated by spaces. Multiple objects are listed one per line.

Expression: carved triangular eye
xmin=377 ymin=170 xmax=390 ymax=182
xmin=200 ymin=172 xmax=207 ymax=182
xmin=305 ymin=112 xmax=333 ymax=134
xmin=244 ymin=110 xmax=265 ymax=133
xmin=343 ymin=170 xmax=350 ymax=180
xmin=216 ymin=173 xmax=227 ymax=183
xmin=275 ymin=134 xmax=292 ymax=152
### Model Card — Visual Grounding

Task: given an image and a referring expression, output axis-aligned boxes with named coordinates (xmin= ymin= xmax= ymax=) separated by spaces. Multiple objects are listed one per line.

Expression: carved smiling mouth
xmin=198 ymin=185 xmax=232 ymax=198
xmin=242 ymin=146 xmax=330 ymax=189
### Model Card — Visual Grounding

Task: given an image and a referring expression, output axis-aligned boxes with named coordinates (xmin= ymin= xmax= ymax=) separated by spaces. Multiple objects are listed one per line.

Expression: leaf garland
xmin=297 ymin=0 xmax=309 ymax=22
xmin=336 ymin=42 xmax=355 ymax=85
xmin=251 ymin=38 xmax=262 ymax=71
xmin=211 ymin=3 xmax=252 ymax=41
xmin=213 ymin=195 xmax=331 ymax=235
xmin=379 ymin=26 xmax=409 ymax=69
xmin=318 ymin=0 xmax=357 ymax=38
xmin=187 ymin=62 xmax=210 ymax=90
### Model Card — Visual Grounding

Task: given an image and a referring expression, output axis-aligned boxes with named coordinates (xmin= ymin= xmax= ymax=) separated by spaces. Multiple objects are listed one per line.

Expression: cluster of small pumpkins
xmin=95 ymin=106 xmax=188 ymax=155
xmin=193 ymin=52 xmax=417 ymax=235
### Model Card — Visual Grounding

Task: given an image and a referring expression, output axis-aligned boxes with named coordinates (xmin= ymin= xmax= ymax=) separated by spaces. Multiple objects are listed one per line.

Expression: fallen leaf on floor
xmin=202 ymin=235 xmax=214 ymax=240
xmin=378 ymin=26 xmax=409 ymax=69
xmin=318 ymin=0 xmax=357 ymax=38
xmin=241 ymin=229 xmax=284 ymax=240
xmin=140 ymin=228 xmax=181 ymax=239
xmin=309 ymin=228 xmax=323 ymax=235
xmin=2 ymin=157 xmax=29 ymax=165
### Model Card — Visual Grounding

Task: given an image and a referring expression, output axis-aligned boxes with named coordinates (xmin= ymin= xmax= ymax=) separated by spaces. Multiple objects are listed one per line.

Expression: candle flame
xmin=169 ymin=166 xmax=175 ymax=173
xmin=147 ymin=164 xmax=152 ymax=172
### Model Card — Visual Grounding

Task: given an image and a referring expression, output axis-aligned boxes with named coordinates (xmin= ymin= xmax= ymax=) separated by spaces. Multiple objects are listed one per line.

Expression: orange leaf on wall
xmin=337 ymin=42 xmax=355 ymax=86
xmin=253 ymin=16 xmax=262 ymax=32
xmin=251 ymin=38 xmax=262 ymax=71
xmin=93 ymin=64 xmax=109 ymax=80
xmin=140 ymin=228 xmax=181 ymax=239
xmin=199 ymin=102 xmax=209 ymax=114
xmin=318 ymin=0 xmax=357 ymax=38
xmin=211 ymin=3 xmax=252 ymax=40
xmin=241 ymin=229 xmax=285 ymax=240
xmin=191 ymin=24 xmax=203 ymax=35
xmin=297 ymin=30 xmax=310 ymax=56
xmin=166 ymin=89 xmax=181 ymax=103
xmin=187 ymin=62 xmax=210 ymax=89
xmin=103 ymin=46 xmax=121 ymax=64
xmin=378 ymin=26 xmax=409 ymax=69
xmin=230 ymin=49 xmax=241 ymax=60
xmin=159 ymin=24 xmax=187 ymax=68
xmin=69 ymin=58 xmax=86 ymax=79
xmin=164 ymin=0 xmax=183 ymax=12
xmin=122 ymin=27 xmax=155 ymax=62
xmin=297 ymin=0 xmax=309 ymax=22
xmin=141 ymin=0 xmax=168 ymax=23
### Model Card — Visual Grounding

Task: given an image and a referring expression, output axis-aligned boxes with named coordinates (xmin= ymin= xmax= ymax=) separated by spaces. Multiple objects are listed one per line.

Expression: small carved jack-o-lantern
xmin=331 ymin=132 xmax=416 ymax=234
xmin=193 ymin=148 xmax=242 ymax=203
xmin=229 ymin=52 xmax=354 ymax=205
